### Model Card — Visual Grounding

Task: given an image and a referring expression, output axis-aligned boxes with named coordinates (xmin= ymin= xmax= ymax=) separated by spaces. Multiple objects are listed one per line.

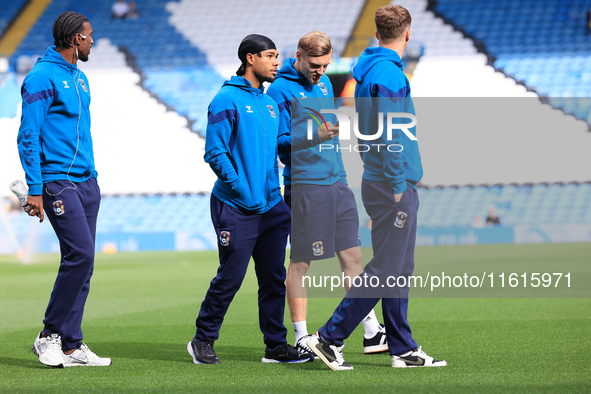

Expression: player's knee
xmin=289 ymin=260 xmax=310 ymax=276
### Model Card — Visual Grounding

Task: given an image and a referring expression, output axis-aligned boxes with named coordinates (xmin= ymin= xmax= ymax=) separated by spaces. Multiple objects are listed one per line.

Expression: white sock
xmin=293 ymin=321 xmax=308 ymax=344
xmin=362 ymin=309 xmax=381 ymax=339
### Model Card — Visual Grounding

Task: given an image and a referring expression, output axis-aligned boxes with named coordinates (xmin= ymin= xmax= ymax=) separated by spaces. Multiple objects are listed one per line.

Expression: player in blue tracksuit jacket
xmin=17 ymin=12 xmax=111 ymax=368
xmin=188 ymin=35 xmax=336 ymax=365
xmin=266 ymin=32 xmax=387 ymax=356
xmin=309 ymin=5 xmax=447 ymax=371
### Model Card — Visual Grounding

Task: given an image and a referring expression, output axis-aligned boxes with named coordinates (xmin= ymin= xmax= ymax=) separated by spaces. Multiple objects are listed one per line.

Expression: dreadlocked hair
xmin=53 ymin=11 xmax=88 ymax=49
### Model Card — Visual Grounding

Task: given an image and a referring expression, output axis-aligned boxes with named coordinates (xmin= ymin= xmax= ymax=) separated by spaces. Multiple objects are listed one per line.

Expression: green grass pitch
xmin=0 ymin=243 xmax=589 ymax=393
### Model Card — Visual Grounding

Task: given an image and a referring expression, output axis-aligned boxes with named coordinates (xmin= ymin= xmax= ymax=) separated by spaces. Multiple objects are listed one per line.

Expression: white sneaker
xmin=391 ymin=346 xmax=447 ymax=368
xmin=307 ymin=335 xmax=353 ymax=371
xmin=363 ymin=324 xmax=388 ymax=354
xmin=32 ymin=332 xmax=64 ymax=368
xmin=294 ymin=334 xmax=315 ymax=355
xmin=63 ymin=342 xmax=112 ymax=367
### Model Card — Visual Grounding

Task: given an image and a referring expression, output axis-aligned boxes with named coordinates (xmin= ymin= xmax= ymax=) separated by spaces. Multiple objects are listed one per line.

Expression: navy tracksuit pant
xmin=42 ymin=177 xmax=100 ymax=351
xmin=195 ymin=194 xmax=290 ymax=348
xmin=318 ymin=179 xmax=419 ymax=355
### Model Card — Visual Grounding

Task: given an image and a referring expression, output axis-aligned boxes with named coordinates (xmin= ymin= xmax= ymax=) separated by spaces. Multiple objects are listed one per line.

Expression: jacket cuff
xmin=391 ymin=180 xmax=406 ymax=195
xmin=28 ymin=183 xmax=42 ymax=196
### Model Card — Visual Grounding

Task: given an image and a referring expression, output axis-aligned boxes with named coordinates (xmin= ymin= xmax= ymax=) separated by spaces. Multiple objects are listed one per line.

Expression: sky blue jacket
xmin=205 ymin=76 xmax=288 ymax=214
xmin=353 ymin=47 xmax=423 ymax=194
xmin=267 ymin=58 xmax=346 ymax=186
xmin=17 ymin=46 xmax=96 ymax=195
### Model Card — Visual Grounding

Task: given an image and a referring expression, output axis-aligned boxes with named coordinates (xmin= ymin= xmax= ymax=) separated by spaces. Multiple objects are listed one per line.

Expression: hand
xmin=394 ymin=192 xmax=403 ymax=203
xmin=318 ymin=121 xmax=339 ymax=142
xmin=23 ymin=195 xmax=44 ymax=223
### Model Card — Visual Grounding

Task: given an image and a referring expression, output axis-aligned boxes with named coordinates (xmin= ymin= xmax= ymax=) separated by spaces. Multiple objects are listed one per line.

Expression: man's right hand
xmin=394 ymin=193 xmax=403 ymax=203
xmin=318 ymin=121 xmax=339 ymax=142
xmin=23 ymin=195 xmax=44 ymax=223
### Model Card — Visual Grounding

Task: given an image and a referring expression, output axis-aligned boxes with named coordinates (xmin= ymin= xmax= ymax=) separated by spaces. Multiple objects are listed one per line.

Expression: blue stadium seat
xmin=436 ymin=0 xmax=591 ymax=120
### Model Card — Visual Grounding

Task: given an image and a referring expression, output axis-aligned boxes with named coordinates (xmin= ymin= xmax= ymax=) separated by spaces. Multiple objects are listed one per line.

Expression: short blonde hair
xmin=375 ymin=5 xmax=411 ymax=42
xmin=298 ymin=31 xmax=332 ymax=57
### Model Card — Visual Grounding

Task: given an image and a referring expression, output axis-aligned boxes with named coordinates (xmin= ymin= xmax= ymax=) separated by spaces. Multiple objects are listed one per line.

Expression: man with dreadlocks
xmin=17 ymin=11 xmax=110 ymax=368
xmin=187 ymin=34 xmax=337 ymax=365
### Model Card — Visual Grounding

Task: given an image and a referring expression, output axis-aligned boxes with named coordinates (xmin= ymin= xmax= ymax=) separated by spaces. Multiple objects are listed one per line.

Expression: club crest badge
xmin=312 ymin=241 xmax=324 ymax=256
xmin=318 ymin=83 xmax=328 ymax=96
xmin=78 ymin=79 xmax=88 ymax=92
xmin=267 ymin=105 xmax=276 ymax=118
xmin=52 ymin=200 xmax=65 ymax=216
xmin=220 ymin=231 xmax=230 ymax=246
xmin=394 ymin=211 xmax=407 ymax=228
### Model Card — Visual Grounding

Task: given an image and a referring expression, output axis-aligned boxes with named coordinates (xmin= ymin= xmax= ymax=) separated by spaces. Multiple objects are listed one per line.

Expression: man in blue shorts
xmin=267 ymin=31 xmax=387 ymax=356
xmin=307 ymin=5 xmax=447 ymax=370
xmin=188 ymin=34 xmax=337 ymax=365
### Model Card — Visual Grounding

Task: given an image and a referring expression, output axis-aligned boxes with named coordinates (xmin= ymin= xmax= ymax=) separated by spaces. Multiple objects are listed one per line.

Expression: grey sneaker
xmin=391 ymin=346 xmax=447 ymax=368
xmin=32 ymin=332 xmax=64 ymax=368
xmin=63 ymin=342 xmax=112 ymax=367
xmin=307 ymin=335 xmax=353 ymax=371
xmin=187 ymin=339 xmax=220 ymax=364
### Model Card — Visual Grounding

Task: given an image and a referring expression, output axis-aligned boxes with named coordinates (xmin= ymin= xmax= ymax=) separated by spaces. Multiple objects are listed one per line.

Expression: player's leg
xmin=36 ymin=179 xmax=99 ymax=367
xmin=334 ymin=181 xmax=385 ymax=351
xmin=312 ymin=179 xmax=403 ymax=368
xmin=383 ymin=186 xmax=446 ymax=367
xmin=60 ymin=177 xmax=101 ymax=351
xmin=287 ymin=183 xmax=336 ymax=351
xmin=286 ymin=259 xmax=310 ymax=344
xmin=56 ymin=177 xmax=110 ymax=367
xmin=252 ymin=200 xmax=312 ymax=363
xmin=379 ymin=183 xmax=417 ymax=354
xmin=336 ymin=247 xmax=386 ymax=352
xmin=251 ymin=200 xmax=290 ymax=348
xmin=284 ymin=185 xmax=312 ymax=345
xmin=191 ymin=195 xmax=258 ymax=363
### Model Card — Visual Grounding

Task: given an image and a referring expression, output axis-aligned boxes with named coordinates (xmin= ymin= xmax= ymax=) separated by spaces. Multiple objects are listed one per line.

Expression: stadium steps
xmin=167 ymin=0 xmax=364 ymax=73
xmin=0 ymin=0 xmax=52 ymax=57
xmin=342 ymin=0 xmax=385 ymax=58
xmin=430 ymin=0 xmax=591 ymax=130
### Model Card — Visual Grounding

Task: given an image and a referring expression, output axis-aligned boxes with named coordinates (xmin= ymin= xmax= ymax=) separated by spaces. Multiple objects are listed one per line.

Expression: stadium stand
xmin=0 ymin=0 xmax=28 ymax=39
xmin=1 ymin=0 xmax=590 ymax=253
xmin=432 ymin=0 xmax=591 ymax=121
xmin=395 ymin=0 xmax=537 ymax=97
xmin=9 ymin=0 xmax=224 ymax=136
xmin=167 ymin=0 xmax=365 ymax=74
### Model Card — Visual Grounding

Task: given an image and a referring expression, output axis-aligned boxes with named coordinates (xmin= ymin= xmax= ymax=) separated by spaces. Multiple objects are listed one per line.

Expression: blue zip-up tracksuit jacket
xmin=205 ymin=76 xmax=287 ymax=214
xmin=17 ymin=46 xmax=96 ymax=196
xmin=353 ymin=47 xmax=422 ymax=194
xmin=267 ymin=58 xmax=347 ymax=186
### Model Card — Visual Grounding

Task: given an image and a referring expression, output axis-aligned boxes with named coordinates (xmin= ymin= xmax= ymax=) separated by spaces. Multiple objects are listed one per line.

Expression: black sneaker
xmin=261 ymin=343 xmax=313 ymax=363
xmin=307 ymin=335 xmax=353 ymax=371
xmin=363 ymin=324 xmax=389 ymax=354
xmin=187 ymin=339 xmax=220 ymax=364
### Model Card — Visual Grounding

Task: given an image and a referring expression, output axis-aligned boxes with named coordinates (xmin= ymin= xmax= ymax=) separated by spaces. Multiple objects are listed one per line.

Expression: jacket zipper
xmin=257 ymin=92 xmax=271 ymax=207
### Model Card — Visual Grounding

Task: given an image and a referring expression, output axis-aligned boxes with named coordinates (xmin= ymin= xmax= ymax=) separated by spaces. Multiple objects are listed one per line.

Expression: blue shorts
xmin=284 ymin=180 xmax=361 ymax=261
